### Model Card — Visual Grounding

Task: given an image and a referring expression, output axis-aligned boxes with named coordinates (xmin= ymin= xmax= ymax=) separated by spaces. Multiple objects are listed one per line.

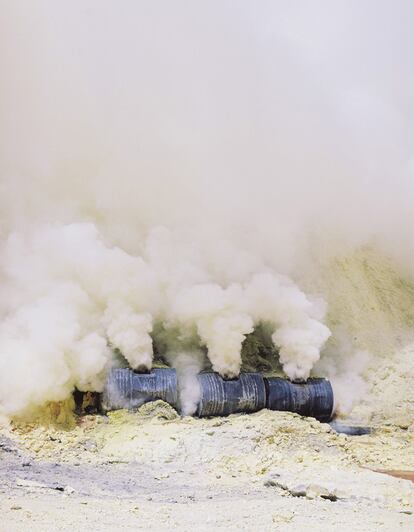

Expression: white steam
xmin=245 ymin=273 xmax=331 ymax=381
xmin=165 ymin=350 xmax=204 ymax=416
xmin=1 ymin=1 xmax=414 ymax=417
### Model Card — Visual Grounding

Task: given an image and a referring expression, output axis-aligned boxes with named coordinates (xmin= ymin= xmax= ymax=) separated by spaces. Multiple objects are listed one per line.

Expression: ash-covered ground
xmin=1 ymin=401 xmax=413 ymax=531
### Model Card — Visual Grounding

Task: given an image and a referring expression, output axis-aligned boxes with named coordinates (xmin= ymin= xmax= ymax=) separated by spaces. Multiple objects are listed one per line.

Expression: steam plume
xmin=1 ymin=1 xmax=414 ymax=418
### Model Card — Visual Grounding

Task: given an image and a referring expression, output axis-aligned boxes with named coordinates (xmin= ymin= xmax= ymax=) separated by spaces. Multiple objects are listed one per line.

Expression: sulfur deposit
xmin=1 ymin=1 xmax=414 ymax=422
xmin=1 ymin=404 xmax=413 ymax=530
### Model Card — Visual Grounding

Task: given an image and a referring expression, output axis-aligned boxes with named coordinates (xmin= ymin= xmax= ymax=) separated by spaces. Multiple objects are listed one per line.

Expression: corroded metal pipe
xmin=196 ymin=372 xmax=267 ymax=417
xmin=329 ymin=421 xmax=372 ymax=435
xmin=101 ymin=368 xmax=334 ymax=422
xmin=101 ymin=368 xmax=178 ymax=411
xmin=265 ymin=377 xmax=334 ymax=422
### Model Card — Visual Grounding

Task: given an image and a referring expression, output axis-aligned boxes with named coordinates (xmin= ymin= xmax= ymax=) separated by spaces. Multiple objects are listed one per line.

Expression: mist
xmin=1 ymin=1 xmax=414 ymax=418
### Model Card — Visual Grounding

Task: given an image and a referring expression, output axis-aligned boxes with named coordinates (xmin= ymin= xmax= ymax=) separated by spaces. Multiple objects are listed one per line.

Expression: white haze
xmin=0 ymin=1 xmax=413 ymax=417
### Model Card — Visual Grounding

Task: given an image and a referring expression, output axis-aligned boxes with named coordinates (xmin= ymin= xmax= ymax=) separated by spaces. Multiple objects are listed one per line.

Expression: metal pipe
xmin=100 ymin=368 xmax=334 ymax=422
xmin=265 ymin=377 xmax=334 ymax=422
xmin=329 ymin=421 xmax=372 ymax=435
xmin=101 ymin=368 xmax=178 ymax=411
xmin=196 ymin=372 xmax=267 ymax=417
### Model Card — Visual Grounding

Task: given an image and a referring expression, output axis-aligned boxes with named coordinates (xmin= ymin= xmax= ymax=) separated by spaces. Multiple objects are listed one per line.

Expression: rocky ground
xmin=0 ymin=402 xmax=413 ymax=531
